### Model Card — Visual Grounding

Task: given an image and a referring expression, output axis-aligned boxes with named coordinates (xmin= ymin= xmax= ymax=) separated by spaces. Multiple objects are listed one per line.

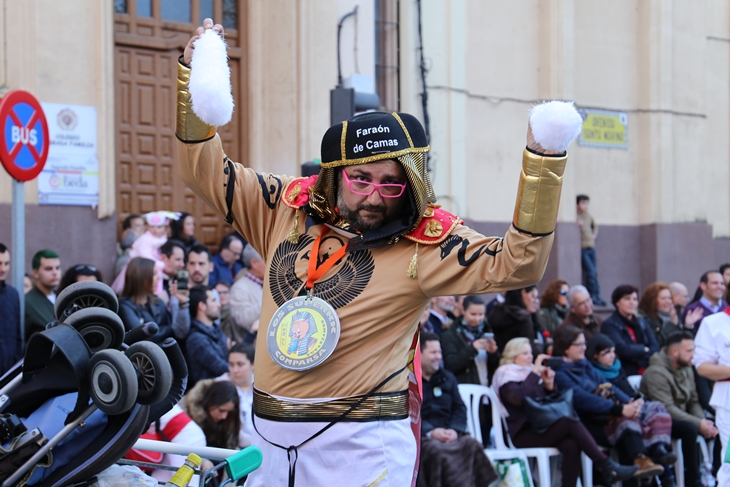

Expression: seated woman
xmin=441 ymin=295 xmax=499 ymax=445
xmin=552 ymin=325 xmax=675 ymax=482
xmin=586 ymin=333 xmax=634 ymax=396
xmin=493 ymin=337 xmax=637 ymax=487
xmin=186 ymin=379 xmax=242 ymax=450
xmin=216 ymin=343 xmax=255 ymax=448
xmin=539 ymin=279 xmax=570 ymax=333
xmin=587 ymin=333 xmax=680 ymax=487
xmin=638 ymin=282 xmax=681 ymax=347
xmin=117 ymin=257 xmax=178 ymax=344
xmin=442 ymin=295 xmax=500 ymax=386
xmin=489 ymin=286 xmax=548 ymax=354
xmin=58 ymin=263 xmax=103 ymax=294
xmin=600 ymin=285 xmax=660 ymax=376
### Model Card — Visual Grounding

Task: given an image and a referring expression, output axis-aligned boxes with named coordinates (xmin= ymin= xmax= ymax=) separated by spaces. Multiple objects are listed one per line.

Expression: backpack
xmin=125 ymin=412 xmax=192 ymax=465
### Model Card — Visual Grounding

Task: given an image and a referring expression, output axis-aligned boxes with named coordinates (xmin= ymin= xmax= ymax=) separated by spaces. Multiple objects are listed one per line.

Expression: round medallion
xmin=267 ymin=295 xmax=341 ymax=371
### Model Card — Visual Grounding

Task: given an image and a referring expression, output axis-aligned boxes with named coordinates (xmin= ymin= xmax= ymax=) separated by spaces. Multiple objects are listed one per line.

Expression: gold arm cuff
xmin=512 ymin=149 xmax=567 ymax=236
xmin=176 ymin=59 xmax=216 ymax=142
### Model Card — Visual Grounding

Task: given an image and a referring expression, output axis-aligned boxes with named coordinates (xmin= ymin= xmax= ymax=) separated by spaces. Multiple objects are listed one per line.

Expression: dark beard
xmin=336 ymin=191 xmax=399 ymax=232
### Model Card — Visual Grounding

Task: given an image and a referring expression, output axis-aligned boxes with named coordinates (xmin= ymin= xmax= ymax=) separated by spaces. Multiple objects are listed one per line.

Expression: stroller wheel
xmin=126 ymin=341 xmax=173 ymax=406
xmin=89 ymin=349 xmax=138 ymax=415
xmin=55 ymin=281 xmax=119 ymax=318
xmin=63 ymin=307 xmax=125 ymax=353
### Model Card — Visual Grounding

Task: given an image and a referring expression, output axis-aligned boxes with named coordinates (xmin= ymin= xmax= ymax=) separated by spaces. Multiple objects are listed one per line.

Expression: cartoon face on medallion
xmin=267 ymin=296 xmax=341 ymax=371
xmin=286 ymin=311 xmax=319 ymax=356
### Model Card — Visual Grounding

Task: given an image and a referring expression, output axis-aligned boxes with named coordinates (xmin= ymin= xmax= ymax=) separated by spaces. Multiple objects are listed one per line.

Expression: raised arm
xmin=415 ymin=104 xmax=581 ymax=297
xmin=176 ymin=20 xmax=294 ymax=260
xmin=417 ymin=148 xmax=567 ymax=296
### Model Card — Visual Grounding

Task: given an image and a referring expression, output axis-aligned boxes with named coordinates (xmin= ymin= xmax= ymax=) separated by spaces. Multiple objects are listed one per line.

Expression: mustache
xmin=358 ymin=204 xmax=386 ymax=213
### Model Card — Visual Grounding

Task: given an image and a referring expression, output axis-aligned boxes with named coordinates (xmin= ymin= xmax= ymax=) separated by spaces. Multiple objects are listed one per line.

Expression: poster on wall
xmin=37 ymin=103 xmax=98 ymax=206
xmin=577 ymin=108 xmax=629 ymax=149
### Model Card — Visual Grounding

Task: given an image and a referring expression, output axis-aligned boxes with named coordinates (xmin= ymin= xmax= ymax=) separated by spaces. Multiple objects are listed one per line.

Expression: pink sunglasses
xmin=342 ymin=169 xmax=406 ymax=198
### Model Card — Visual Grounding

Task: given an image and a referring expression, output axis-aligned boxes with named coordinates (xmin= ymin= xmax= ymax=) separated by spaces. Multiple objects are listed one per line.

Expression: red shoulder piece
xmin=403 ymin=206 xmax=462 ymax=245
xmin=282 ymin=175 xmax=318 ymax=209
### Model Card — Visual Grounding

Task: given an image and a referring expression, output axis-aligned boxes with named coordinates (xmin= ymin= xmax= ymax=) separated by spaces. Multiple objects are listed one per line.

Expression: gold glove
xmin=512 ymin=149 xmax=567 ymax=236
xmin=176 ymin=59 xmax=216 ymax=142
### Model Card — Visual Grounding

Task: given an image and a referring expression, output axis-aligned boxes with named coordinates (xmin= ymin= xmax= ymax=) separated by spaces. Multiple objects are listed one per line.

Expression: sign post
xmin=0 ymin=90 xmax=50 ymax=347
xmin=11 ymin=180 xmax=24 ymax=337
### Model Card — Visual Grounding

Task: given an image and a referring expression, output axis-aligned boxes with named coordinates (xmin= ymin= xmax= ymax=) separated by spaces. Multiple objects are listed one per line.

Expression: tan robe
xmin=177 ymin=133 xmax=559 ymax=399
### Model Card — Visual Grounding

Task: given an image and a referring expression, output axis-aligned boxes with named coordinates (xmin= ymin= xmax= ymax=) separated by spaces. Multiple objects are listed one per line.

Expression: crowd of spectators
xmin=416 ymin=267 xmax=730 ymax=487
xmin=0 ymin=212 xmax=261 ymax=467
xmin=4 ymin=205 xmax=730 ymax=486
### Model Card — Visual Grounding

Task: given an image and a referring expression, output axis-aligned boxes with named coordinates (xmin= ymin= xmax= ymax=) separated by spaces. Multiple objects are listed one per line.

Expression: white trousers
xmin=717 ymin=406 xmax=730 ymax=487
xmin=243 ymin=416 xmax=417 ymax=487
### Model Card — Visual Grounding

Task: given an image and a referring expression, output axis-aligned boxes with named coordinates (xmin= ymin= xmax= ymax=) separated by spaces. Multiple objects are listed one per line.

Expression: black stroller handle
xmin=123 ymin=322 xmax=159 ymax=345
xmin=146 ymin=338 xmax=188 ymax=426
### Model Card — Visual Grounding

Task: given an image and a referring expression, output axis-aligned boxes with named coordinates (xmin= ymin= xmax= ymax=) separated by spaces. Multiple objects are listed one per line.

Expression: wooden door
xmin=113 ymin=0 xmax=247 ymax=249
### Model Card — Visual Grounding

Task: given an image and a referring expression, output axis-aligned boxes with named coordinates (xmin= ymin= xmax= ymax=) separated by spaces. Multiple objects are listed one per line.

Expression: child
xmin=577 ymin=195 xmax=606 ymax=306
xmin=112 ymin=211 xmax=179 ymax=294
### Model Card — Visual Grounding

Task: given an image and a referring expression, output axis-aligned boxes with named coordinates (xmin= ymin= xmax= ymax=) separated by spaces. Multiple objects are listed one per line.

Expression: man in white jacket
xmin=227 ymin=245 xmax=265 ymax=342
xmin=693 ymin=308 xmax=730 ymax=487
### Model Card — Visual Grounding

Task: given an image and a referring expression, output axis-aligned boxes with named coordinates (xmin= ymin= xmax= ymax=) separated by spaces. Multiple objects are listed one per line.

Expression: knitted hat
xmin=587 ymin=333 xmax=615 ymax=360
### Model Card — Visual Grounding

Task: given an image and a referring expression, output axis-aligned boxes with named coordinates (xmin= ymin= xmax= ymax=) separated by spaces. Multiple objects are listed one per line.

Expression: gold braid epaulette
xmin=402 ymin=206 xmax=461 ymax=279
xmin=281 ymin=175 xmax=319 ymax=209
xmin=403 ymin=206 xmax=461 ymax=245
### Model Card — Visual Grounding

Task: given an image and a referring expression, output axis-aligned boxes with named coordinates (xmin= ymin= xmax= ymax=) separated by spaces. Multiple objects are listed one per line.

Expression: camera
xmin=545 ymin=357 xmax=563 ymax=371
xmin=176 ymin=269 xmax=189 ymax=291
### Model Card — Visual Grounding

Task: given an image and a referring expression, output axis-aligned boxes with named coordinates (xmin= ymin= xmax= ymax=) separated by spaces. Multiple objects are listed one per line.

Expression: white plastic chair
xmin=485 ymin=449 xmax=535 ymax=487
xmin=458 ymin=383 xmax=563 ymax=487
xmin=457 ymin=383 xmax=483 ymax=442
xmin=672 ymin=436 xmax=714 ymax=487
xmin=457 ymin=384 xmax=536 ymax=486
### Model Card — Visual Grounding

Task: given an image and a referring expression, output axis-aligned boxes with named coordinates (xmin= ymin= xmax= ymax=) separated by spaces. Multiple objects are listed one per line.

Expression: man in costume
xmin=694 ymin=309 xmax=730 ymax=486
xmin=177 ymin=19 xmax=580 ymax=487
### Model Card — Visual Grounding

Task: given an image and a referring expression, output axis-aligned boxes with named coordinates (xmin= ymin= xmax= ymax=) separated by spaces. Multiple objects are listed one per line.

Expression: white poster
xmin=38 ymin=103 xmax=99 ymax=206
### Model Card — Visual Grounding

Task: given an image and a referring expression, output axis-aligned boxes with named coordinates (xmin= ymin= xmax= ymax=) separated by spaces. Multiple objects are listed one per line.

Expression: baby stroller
xmin=0 ymin=281 xmax=187 ymax=487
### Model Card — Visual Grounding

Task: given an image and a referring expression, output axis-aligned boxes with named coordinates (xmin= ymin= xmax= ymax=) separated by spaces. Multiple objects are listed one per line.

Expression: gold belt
xmin=253 ymin=388 xmax=410 ymax=423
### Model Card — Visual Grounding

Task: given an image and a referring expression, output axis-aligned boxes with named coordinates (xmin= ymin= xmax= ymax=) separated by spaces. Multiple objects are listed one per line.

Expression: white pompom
xmin=189 ymin=30 xmax=234 ymax=127
xmin=529 ymin=101 xmax=583 ymax=153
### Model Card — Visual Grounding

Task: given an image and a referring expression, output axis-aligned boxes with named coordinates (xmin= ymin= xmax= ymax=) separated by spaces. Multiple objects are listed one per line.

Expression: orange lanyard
xmin=305 ymin=228 xmax=348 ymax=290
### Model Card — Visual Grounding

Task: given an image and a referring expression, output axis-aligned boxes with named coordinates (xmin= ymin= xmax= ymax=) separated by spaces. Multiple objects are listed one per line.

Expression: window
xmin=161 ymin=0 xmax=191 ymax=23
xmin=223 ymin=0 xmax=238 ymax=30
xmin=200 ymin=0 xmax=214 ymax=22
xmin=136 ymin=0 xmax=152 ymax=17
xmin=114 ymin=0 xmax=127 ymax=14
